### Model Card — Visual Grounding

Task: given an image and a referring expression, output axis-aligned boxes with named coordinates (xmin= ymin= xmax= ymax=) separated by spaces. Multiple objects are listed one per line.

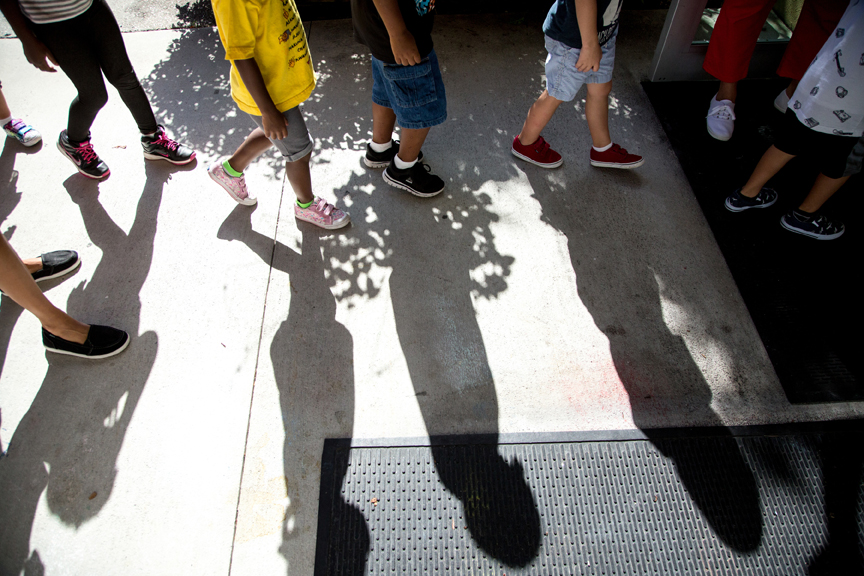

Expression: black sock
xmin=792 ymin=208 xmax=814 ymax=222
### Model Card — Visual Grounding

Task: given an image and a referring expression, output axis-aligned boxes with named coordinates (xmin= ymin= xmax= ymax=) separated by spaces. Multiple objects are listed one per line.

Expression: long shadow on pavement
xmin=0 ymin=163 xmax=177 ymax=574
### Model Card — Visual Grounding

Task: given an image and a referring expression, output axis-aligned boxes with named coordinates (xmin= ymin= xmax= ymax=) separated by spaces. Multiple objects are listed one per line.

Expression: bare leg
xmin=227 ymin=128 xmax=274 ymax=173
xmin=717 ymin=81 xmax=737 ymax=103
xmin=21 ymin=257 xmax=43 ymax=275
xmin=0 ymin=88 xmax=11 ymax=119
xmin=285 ymin=152 xmax=313 ymax=204
xmin=785 ymin=79 xmax=800 ymax=98
xmin=372 ymin=103 xmax=397 ymax=145
xmin=585 ymin=81 xmax=612 ymax=149
xmin=0 ymin=236 xmax=89 ymax=344
xmin=518 ymin=90 xmax=563 ymax=146
xmin=398 ymin=127 xmax=430 ymax=163
xmin=798 ymin=173 xmax=850 ymax=213
xmin=740 ymin=146 xmax=795 ymax=197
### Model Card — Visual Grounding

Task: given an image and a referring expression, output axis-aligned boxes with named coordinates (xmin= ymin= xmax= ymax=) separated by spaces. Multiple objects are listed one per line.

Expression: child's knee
xmin=587 ymin=82 xmax=612 ymax=98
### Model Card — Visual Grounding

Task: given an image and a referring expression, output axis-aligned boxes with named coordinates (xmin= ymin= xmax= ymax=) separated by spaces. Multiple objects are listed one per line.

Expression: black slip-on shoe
xmin=32 ymin=250 xmax=81 ymax=283
xmin=43 ymin=324 xmax=130 ymax=359
xmin=364 ymin=140 xmax=423 ymax=168
xmin=383 ymin=161 xmax=444 ymax=197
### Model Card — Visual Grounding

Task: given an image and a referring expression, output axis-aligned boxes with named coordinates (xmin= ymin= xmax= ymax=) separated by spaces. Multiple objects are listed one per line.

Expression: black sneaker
xmin=364 ymin=140 xmax=423 ymax=168
xmin=383 ymin=161 xmax=444 ymax=197
xmin=724 ymin=187 xmax=778 ymax=212
xmin=780 ymin=211 xmax=845 ymax=240
xmin=32 ymin=250 xmax=81 ymax=283
xmin=142 ymin=126 xmax=196 ymax=165
xmin=42 ymin=324 xmax=130 ymax=359
xmin=57 ymin=130 xmax=110 ymax=179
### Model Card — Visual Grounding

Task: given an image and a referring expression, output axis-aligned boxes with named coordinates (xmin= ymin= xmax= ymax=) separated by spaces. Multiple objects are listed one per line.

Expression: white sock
xmin=369 ymin=140 xmax=392 ymax=153
xmin=0 ymin=116 xmax=12 ymax=127
xmin=593 ymin=142 xmax=613 ymax=152
xmin=394 ymin=155 xmax=417 ymax=170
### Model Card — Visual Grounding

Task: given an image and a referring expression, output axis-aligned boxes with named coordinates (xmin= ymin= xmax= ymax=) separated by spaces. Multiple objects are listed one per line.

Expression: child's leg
xmin=0 ymin=236 xmax=89 ymax=344
xmin=285 ymin=152 xmax=313 ymax=205
xmin=798 ymin=173 xmax=850 ymax=213
xmin=0 ymin=87 xmax=11 ymax=120
xmin=87 ymin=0 xmax=158 ymax=135
xmin=740 ymin=146 xmax=796 ymax=197
xmin=585 ymin=81 xmax=612 ymax=149
xmin=30 ymin=19 xmax=110 ymax=141
xmin=398 ymin=128 xmax=430 ymax=164
xmin=518 ymin=90 xmax=563 ymax=146
xmin=228 ymin=128 xmax=274 ymax=173
xmin=372 ymin=103 xmax=397 ymax=145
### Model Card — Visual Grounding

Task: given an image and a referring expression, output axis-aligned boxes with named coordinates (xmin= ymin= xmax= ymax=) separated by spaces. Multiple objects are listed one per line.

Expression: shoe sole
xmin=590 ymin=159 xmax=645 ymax=169
xmin=208 ymin=167 xmax=257 ymax=206
xmin=511 ymin=148 xmax=563 ymax=169
xmin=706 ymin=125 xmax=732 ymax=142
xmin=383 ymin=170 xmax=444 ymax=198
xmin=56 ymin=140 xmax=110 ymax=179
xmin=34 ymin=256 xmax=81 ymax=283
xmin=364 ymin=157 xmax=390 ymax=169
xmin=44 ymin=335 xmax=130 ymax=359
xmin=295 ymin=214 xmax=351 ymax=230
xmin=780 ymin=218 xmax=844 ymax=240
xmin=724 ymin=196 xmax=777 ymax=212
xmin=144 ymin=152 xmax=197 ymax=165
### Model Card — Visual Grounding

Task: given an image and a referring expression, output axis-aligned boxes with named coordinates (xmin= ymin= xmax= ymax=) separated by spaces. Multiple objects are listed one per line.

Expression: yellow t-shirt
xmin=212 ymin=0 xmax=316 ymax=115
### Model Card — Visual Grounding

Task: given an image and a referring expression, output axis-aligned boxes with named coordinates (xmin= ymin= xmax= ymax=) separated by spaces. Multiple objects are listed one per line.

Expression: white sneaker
xmin=774 ymin=89 xmax=790 ymax=113
xmin=706 ymin=94 xmax=736 ymax=141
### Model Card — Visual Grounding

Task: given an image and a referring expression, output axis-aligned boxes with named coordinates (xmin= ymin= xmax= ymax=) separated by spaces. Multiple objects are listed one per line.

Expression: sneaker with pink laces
xmin=589 ymin=143 xmax=644 ymax=169
xmin=294 ymin=197 xmax=350 ymax=230
xmin=208 ymin=160 xmax=257 ymax=206
xmin=511 ymin=135 xmax=563 ymax=168
xmin=142 ymin=125 xmax=196 ymax=165
xmin=57 ymin=130 xmax=110 ymax=179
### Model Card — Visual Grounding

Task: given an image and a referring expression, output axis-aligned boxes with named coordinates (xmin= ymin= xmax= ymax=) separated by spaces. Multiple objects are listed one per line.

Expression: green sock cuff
xmin=297 ymin=199 xmax=314 ymax=209
xmin=222 ymin=160 xmax=243 ymax=177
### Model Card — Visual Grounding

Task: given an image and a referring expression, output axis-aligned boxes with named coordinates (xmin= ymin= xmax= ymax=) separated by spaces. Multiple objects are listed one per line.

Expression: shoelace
xmin=75 ymin=140 xmax=99 ymax=164
xmin=707 ymin=104 xmax=735 ymax=121
xmin=151 ymin=132 xmax=179 ymax=151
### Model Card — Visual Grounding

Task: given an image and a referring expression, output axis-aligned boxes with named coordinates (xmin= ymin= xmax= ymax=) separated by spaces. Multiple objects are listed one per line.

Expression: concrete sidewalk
xmin=1 ymin=11 xmax=862 ymax=576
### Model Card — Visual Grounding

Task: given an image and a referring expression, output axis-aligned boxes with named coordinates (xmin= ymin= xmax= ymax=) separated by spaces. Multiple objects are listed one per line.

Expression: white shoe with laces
xmin=706 ymin=94 xmax=736 ymax=141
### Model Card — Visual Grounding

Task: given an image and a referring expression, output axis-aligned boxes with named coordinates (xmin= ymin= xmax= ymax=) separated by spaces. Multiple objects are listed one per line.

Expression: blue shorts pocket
xmin=381 ymin=60 xmax=437 ymax=108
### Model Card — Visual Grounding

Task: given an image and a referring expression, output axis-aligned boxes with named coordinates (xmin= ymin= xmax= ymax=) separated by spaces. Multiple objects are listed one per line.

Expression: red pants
xmin=703 ymin=0 xmax=847 ymax=83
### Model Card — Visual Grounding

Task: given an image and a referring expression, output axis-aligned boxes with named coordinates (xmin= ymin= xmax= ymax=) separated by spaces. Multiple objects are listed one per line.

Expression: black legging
xmin=30 ymin=0 xmax=158 ymax=142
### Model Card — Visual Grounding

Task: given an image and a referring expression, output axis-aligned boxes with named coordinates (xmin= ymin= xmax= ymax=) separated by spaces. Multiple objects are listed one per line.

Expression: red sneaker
xmin=590 ymin=143 xmax=643 ymax=169
xmin=511 ymin=135 xmax=563 ymax=169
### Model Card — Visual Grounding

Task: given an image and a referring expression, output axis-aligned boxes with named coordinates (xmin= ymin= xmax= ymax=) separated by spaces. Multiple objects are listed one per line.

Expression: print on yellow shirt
xmin=212 ymin=0 xmax=316 ymax=115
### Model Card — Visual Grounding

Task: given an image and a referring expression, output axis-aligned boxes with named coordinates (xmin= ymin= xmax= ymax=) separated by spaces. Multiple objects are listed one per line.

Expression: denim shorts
xmin=248 ymin=106 xmax=314 ymax=162
xmin=371 ymin=49 xmax=447 ymax=130
xmin=544 ymin=34 xmax=616 ymax=102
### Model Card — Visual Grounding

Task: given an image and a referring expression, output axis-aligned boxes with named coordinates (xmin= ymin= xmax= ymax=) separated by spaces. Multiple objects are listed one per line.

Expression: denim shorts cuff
xmin=282 ymin=140 xmax=314 ymax=162
xmin=372 ymin=95 xmax=391 ymax=108
xmin=546 ymin=87 xmax=576 ymax=102
xmin=397 ymin=113 xmax=448 ymax=130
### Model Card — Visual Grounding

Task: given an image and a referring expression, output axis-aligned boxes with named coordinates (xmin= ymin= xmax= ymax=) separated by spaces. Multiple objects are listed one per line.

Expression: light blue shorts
xmin=544 ymin=34 xmax=616 ymax=102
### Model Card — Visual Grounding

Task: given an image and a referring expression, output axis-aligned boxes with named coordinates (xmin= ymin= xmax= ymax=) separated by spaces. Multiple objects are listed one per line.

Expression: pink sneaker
xmin=589 ymin=143 xmax=644 ymax=169
xmin=295 ymin=197 xmax=350 ymax=230
xmin=208 ymin=160 xmax=257 ymax=206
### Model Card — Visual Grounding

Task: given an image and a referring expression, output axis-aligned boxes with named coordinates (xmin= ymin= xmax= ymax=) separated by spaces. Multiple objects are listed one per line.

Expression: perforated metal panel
xmin=315 ymin=431 xmax=864 ymax=575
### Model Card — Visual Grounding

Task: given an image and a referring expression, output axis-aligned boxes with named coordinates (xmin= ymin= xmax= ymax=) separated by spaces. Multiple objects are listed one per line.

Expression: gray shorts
xmin=248 ymin=106 xmax=314 ymax=162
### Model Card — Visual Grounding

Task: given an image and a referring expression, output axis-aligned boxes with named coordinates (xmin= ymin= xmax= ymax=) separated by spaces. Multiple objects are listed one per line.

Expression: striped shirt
xmin=19 ymin=0 xmax=94 ymax=23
